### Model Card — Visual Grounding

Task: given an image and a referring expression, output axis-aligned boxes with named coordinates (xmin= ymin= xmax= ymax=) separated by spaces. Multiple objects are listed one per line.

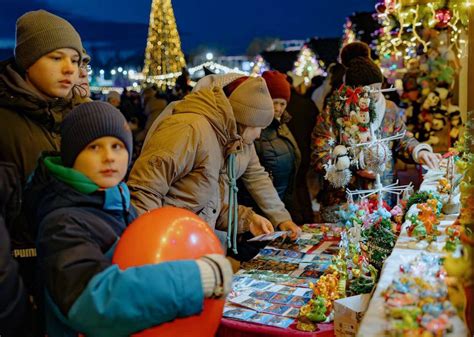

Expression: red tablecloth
xmin=217 ymin=318 xmax=334 ymax=337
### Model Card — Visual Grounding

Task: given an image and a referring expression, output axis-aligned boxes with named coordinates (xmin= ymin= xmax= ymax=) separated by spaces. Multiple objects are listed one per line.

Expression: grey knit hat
xmin=61 ymin=102 xmax=133 ymax=167
xmin=228 ymin=77 xmax=274 ymax=127
xmin=15 ymin=10 xmax=83 ymax=71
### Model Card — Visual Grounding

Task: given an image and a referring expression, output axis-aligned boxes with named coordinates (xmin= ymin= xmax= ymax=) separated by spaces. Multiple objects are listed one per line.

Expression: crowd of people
xmin=0 ymin=10 xmax=442 ymax=337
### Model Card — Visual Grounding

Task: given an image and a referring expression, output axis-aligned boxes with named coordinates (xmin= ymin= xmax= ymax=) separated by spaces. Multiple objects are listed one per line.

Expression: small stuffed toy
xmin=426 ymin=112 xmax=447 ymax=146
xmin=448 ymin=106 xmax=461 ymax=145
xmin=421 ymin=91 xmax=441 ymax=113
xmin=324 ymin=145 xmax=352 ymax=188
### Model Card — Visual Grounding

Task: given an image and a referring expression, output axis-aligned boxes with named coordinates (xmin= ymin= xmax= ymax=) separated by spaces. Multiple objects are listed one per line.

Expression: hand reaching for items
xmin=278 ymin=220 xmax=302 ymax=240
xmin=419 ymin=150 xmax=442 ymax=170
xmin=249 ymin=213 xmax=274 ymax=237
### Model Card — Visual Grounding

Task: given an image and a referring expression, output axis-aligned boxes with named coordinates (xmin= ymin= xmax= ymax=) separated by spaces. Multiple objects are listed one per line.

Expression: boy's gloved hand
xmin=196 ymin=254 xmax=233 ymax=298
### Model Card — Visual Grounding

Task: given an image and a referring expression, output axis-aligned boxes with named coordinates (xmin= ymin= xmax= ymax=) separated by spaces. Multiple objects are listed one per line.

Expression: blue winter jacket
xmin=29 ymin=155 xmax=204 ymax=337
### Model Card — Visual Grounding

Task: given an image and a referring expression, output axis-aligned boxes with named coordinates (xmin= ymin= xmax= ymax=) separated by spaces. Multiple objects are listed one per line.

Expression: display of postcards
xmin=232 ymin=275 xmax=255 ymax=288
xmin=249 ymin=290 xmax=277 ymax=301
xmin=292 ymin=287 xmax=313 ymax=298
xmin=258 ymin=248 xmax=281 ymax=257
xmin=299 ymin=262 xmax=331 ymax=272
xmin=248 ymin=231 xmax=290 ymax=242
xmin=246 ymin=312 xmax=273 ymax=325
xmin=287 ymin=295 xmax=308 ymax=308
xmin=248 ymin=280 xmax=275 ymax=290
xmin=230 ymin=294 xmax=272 ymax=311
xmin=223 ymin=305 xmax=257 ymax=320
xmin=291 ymin=268 xmax=324 ymax=279
xmin=265 ymin=315 xmax=295 ymax=328
xmin=263 ymin=303 xmax=293 ymax=315
xmin=297 ymin=238 xmax=323 ymax=247
xmin=302 ymin=253 xmax=333 ymax=263
xmin=269 ymin=293 xmax=294 ymax=305
xmin=285 ymin=307 xmax=302 ymax=318
xmin=231 ymin=275 xmax=274 ymax=292
xmin=277 ymin=249 xmax=305 ymax=259
xmin=241 ymin=258 xmax=299 ymax=274
xmin=281 ymin=277 xmax=317 ymax=288
xmin=267 ymin=285 xmax=297 ymax=294
xmin=268 ymin=238 xmax=310 ymax=252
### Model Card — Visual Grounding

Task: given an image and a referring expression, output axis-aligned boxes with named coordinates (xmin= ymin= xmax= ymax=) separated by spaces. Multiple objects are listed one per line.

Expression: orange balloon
xmin=112 ymin=206 xmax=225 ymax=337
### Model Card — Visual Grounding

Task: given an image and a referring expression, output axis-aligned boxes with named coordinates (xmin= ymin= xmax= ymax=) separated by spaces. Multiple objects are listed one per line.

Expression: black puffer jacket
xmin=254 ymin=114 xmax=301 ymax=202
xmin=0 ymin=58 xmax=74 ymax=185
xmin=0 ymin=162 xmax=28 ymax=337
xmin=0 ymin=59 xmax=76 ymax=335
xmin=239 ymin=113 xmax=301 ymax=219
xmin=0 ymin=58 xmax=75 ymax=247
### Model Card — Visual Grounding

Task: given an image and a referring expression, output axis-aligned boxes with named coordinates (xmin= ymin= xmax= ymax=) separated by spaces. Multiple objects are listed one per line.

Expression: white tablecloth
xmin=357 ymin=170 xmax=468 ymax=336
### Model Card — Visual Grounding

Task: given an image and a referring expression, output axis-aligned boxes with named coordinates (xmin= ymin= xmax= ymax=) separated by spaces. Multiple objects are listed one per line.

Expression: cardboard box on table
xmin=334 ymin=294 xmax=371 ymax=337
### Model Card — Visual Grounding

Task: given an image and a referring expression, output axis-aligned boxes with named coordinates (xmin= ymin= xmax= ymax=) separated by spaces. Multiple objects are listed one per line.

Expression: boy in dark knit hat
xmin=0 ymin=10 xmax=85 ymax=336
xmin=27 ymin=101 xmax=232 ymax=336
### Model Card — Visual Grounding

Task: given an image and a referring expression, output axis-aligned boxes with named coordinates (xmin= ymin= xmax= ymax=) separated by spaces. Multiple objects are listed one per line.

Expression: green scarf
xmin=44 ymin=156 xmax=99 ymax=194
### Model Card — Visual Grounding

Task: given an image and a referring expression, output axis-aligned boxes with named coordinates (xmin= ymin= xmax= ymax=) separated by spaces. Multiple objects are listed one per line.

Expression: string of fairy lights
xmin=142 ymin=0 xmax=470 ymax=89
xmin=374 ymin=0 xmax=470 ymax=62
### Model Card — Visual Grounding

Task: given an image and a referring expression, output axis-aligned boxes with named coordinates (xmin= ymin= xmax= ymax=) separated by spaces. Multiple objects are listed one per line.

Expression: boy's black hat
xmin=61 ymin=101 xmax=133 ymax=167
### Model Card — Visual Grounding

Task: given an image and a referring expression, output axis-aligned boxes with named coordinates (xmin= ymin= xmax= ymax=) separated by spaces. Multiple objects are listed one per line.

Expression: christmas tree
xmin=143 ymin=0 xmax=186 ymax=79
xmin=292 ymin=46 xmax=324 ymax=84
xmin=250 ymin=55 xmax=269 ymax=76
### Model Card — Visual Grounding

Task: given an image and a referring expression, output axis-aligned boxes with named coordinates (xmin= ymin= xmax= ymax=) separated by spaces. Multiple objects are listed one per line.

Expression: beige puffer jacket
xmin=128 ymin=79 xmax=291 ymax=233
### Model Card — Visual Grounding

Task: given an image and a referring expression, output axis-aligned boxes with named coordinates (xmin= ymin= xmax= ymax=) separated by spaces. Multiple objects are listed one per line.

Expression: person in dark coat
xmin=0 ymin=162 xmax=28 ymax=337
xmin=239 ymin=71 xmax=302 ymax=223
xmin=0 ymin=10 xmax=84 ymax=335
xmin=28 ymin=101 xmax=233 ymax=336
xmin=285 ymin=75 xmax=319 ymax=224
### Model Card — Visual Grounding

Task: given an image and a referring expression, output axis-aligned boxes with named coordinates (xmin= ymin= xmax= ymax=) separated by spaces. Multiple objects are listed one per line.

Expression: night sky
xmin=0 ymin=0 xmax=376 ymax=55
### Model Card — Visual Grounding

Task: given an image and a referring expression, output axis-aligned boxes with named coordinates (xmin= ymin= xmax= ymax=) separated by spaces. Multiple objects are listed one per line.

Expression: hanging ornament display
xmin=322 ymin=85 xmax=403 ymax=188
xmin=329 ymin=85 xmax=376 ymax=146
xmin=360 ymin=142 xmax=392 ymax=174
xmin=373 ymin=0 xmax=468 ymax=152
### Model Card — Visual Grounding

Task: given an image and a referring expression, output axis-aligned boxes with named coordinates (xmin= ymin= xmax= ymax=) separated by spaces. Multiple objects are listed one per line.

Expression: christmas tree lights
xmin=143 ymin=0 xmax=186 ymax=83
xmin=291 ymin=46 xmax=324 ymax=84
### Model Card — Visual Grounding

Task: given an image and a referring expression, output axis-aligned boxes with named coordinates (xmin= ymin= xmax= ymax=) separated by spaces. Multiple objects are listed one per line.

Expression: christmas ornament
xmin=435 ymin=8 xmax=452 ymax=30
xmin=324 ymin=145 xmax=352 ymax=188
xmin=375 ymin=2 xmax=386 ymax=14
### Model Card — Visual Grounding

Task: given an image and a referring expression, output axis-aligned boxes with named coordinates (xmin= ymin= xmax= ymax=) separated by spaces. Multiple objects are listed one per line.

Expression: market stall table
xmin=357 ymin=170 xmax=469 ymax=336
xmin=217 ymin=319 xmax=334 ymax=337
xmin=217 ymin=228 xmax=341 ymax=336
